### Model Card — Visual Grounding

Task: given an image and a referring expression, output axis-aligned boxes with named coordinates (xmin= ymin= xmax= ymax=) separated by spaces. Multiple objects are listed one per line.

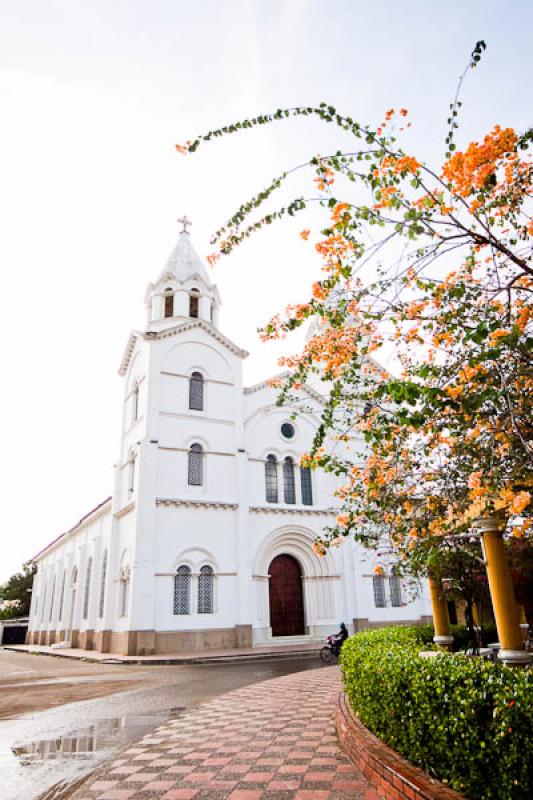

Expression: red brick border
xmin=335 ymin=692 xmax=465 ymax=800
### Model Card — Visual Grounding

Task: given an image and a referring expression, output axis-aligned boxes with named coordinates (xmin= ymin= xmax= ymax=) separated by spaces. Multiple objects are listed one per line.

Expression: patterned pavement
xmin=75 ymin=665 xmax=384 ymax=800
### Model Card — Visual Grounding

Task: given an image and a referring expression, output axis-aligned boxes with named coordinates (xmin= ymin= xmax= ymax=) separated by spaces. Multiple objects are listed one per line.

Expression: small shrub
xmin=340 ymin=626 xmax=533 ymax=800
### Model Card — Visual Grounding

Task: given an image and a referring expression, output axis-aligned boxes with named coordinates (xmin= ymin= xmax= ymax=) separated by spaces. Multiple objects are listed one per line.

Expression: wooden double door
xmin=268 ymin=554 xmax=305 ymax=636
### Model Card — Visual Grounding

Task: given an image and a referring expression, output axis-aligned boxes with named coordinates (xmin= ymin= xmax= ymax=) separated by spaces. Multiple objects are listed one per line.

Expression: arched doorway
xmin=268 ymin=554 xmax=305 ymax=636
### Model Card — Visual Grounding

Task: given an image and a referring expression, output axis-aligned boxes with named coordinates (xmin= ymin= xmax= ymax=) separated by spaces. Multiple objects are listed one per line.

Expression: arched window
xmin=83 ymin=557 xmax=92 ymax=619
xmin=265 ymin=455 xmax=278 ymax=503
xmin=173 ymin=565 xmax=191 ymax=615
xmin=128 ymin=451 xmax=136 ymax=497
xmin=198 ymin=565 xmax=214 ymax=613
xmin=389 ymin=567 xmax=402 ymax=608
xmin=188 ymin=443 xmax=203 ymax=486
xmin=58 ymin=569 xmax=66 ymax=622
xmin=132 ymin=382 xmax=139 ymax=423
xmin=119 ymin=566 xmax=130 ymax=617
xmin=372 ymin=575 xmax=386 ymax=608
xmin=300 ymin=467 xmax=313 ymax=506
xmin=189 ymin=372 xmax=204 ymax=411
xmin=283 ymin=457 xmax=296 ymax=504
xmin=164 ymin=288 xmax=174 ymax=318
xmin=99 ymin=550 xmax=108 ymax=618
xmin=189 ymin=288 xmax=199 ymax=318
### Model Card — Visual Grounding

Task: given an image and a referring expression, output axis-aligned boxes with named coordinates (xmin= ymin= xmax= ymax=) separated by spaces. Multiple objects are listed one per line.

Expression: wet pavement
xmin=7 ymin=712 xmax=173 ymax=799
xmin=0 ymin=650 xmax=146 ymax=719
xmin=0 ymin=649 xmax=325 ymax=800
xmin=73 ymin=666 xmax=384 ymax=800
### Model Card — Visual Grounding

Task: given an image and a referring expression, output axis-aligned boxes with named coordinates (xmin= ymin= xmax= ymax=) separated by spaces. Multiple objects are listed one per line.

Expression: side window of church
xmin=99 ymin=550 xmax=108 ymax=618
xmin=40 ymin=579 xmax=47 ymax=622
xmin=83 ymin=557 xmax=92 ymax=619
xmin=198 ymin=565 xmax=214 ymax=613
xmin=128 ymin=452 xmax=136 ymax=497
xmin=188 ymin=443 xmax=204 ymax=486
xmin=389 ymin=568 xmax=402 ymax=607
xmin=373 ymin=575 xmax=386 ymax=608
xmin=174 ymin=565 xmax=191 ymax=614
xmin=265 ymin=455 xmax=278 ymax=503
xmin=189 ymin=289 xmax=199 ymax=318
xmin=58 ymin=569 xmax=66 ymax=622
xmin=164 ymin=289 xmax=174 ymax=318
xmin=49 ymin=575 xmax=56 ymax=622
xmin=283 ymin=457 xmax=296 ymax=504
xmin=119 ymin=567 xmax=130 ymax=617
xmin=132 ymin=383 xmax=139 ymax=423
xmin=300 ymin=467 xmax=313 ymax=506
xmin=189 ymin=372 xmax=204 ymax=411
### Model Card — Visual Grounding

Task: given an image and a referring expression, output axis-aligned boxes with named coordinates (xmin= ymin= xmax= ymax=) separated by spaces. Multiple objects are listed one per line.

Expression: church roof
xmin=32 ymin=496 xmax=112 ymax=562
xmin=244 ymin=372 xmax=326 ymax=405
xmin=157 ymin=231 xmax=213 ymax=288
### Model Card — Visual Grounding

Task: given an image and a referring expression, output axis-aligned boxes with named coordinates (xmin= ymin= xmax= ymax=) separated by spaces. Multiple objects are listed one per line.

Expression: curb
xmin=2 ymin=644 xmax=322 ymax=666
xmin=335 ymin=692 xmax=465 ymax=800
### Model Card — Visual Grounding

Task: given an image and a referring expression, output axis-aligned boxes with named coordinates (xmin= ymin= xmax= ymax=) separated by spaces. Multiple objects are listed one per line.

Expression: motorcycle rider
xmin=331 ymin=622 xmax=348 ymax=656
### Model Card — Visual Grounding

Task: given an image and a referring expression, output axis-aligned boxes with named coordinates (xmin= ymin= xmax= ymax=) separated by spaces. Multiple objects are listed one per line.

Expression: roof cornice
xmin=244 ymin=371 xmax=290 ymax=394
xmin=249 ymin=505 xmax=337 ymax=516
xmin=153 ymin=319 xmax=248 ymax=358
xmin=119 ymin=320 xmax=248 ymax=376
xmin=118 ymin=332 xmax=139 ymax=376
xmin=157 ymin=498 xmax=238 ymax=510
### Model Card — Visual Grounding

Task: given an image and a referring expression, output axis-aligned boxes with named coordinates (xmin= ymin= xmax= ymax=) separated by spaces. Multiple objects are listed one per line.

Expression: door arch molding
xmin=253 ymin=525 xmax=337 ymax=579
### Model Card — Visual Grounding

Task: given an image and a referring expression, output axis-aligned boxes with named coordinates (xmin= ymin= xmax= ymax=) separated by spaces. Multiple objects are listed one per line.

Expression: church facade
xmin=27 ymin=227 xmax=431 ymax=656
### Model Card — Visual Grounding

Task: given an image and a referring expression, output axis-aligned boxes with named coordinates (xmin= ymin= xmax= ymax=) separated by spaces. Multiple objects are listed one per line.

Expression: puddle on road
xmin=2 ymin=708 xmax=185 ymax=800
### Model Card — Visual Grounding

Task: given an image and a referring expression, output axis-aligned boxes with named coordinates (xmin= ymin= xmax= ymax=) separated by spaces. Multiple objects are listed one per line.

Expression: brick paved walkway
xmin=75 ymin=666 xmax=384 ymax=800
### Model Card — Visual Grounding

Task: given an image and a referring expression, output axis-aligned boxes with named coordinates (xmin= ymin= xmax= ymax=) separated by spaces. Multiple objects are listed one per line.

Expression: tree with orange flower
xmin=176 ymin=43 xmax=532 ymax=603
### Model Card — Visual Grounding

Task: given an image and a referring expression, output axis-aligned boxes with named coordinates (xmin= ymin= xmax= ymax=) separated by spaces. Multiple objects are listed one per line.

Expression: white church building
xmin=27 ymin=225 xmax=431 ymax=656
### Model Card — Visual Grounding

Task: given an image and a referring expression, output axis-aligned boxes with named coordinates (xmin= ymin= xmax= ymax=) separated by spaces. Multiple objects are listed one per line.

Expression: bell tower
xmin=144 ymin=216 xmax=221 ymax=330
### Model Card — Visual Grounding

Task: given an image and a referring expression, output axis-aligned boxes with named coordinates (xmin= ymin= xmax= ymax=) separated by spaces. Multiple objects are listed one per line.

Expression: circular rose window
xmin=281 ymin=422 xmax=295 ymax=439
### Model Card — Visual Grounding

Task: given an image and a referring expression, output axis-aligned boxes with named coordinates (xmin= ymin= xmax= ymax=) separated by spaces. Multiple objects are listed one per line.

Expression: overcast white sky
xmin=1 ymin=0 xmax=531 ymax=582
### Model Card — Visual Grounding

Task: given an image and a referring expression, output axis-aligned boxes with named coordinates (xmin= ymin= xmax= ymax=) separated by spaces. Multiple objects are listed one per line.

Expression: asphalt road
xmin=0 ymin=648 xmax=326 ymax=800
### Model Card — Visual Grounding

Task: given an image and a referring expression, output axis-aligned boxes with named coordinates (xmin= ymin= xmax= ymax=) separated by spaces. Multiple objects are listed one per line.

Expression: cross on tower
xmin=177 ymin=214 xmax=192 ymax=234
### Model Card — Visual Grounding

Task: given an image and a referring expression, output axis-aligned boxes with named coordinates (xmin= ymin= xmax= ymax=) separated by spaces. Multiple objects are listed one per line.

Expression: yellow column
xmin=428 ymin=576 xmax=453 ymax=650
xmin=476 ymin=514 xmax=531 ymax=666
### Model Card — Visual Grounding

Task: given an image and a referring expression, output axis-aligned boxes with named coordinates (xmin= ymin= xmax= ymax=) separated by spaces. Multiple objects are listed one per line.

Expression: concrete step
xmin=265 ymin=635 xmax=324 ymax=646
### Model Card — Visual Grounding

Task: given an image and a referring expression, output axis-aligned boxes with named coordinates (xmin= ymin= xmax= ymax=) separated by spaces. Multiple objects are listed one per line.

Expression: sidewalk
xmin=74 ymin=666 xmax=384 ymax=800
xmin=4 ymin=642 xmax=321 ymax=665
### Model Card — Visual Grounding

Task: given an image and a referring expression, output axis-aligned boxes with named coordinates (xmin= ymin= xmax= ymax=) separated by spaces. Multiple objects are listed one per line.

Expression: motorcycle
xmin=319 ymin=634 xmax=340 ymax=663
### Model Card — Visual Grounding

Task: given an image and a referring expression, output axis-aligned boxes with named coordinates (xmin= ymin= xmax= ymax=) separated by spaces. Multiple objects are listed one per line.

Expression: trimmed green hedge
xmin=340 ymin=626 xmax=532 ymax=800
